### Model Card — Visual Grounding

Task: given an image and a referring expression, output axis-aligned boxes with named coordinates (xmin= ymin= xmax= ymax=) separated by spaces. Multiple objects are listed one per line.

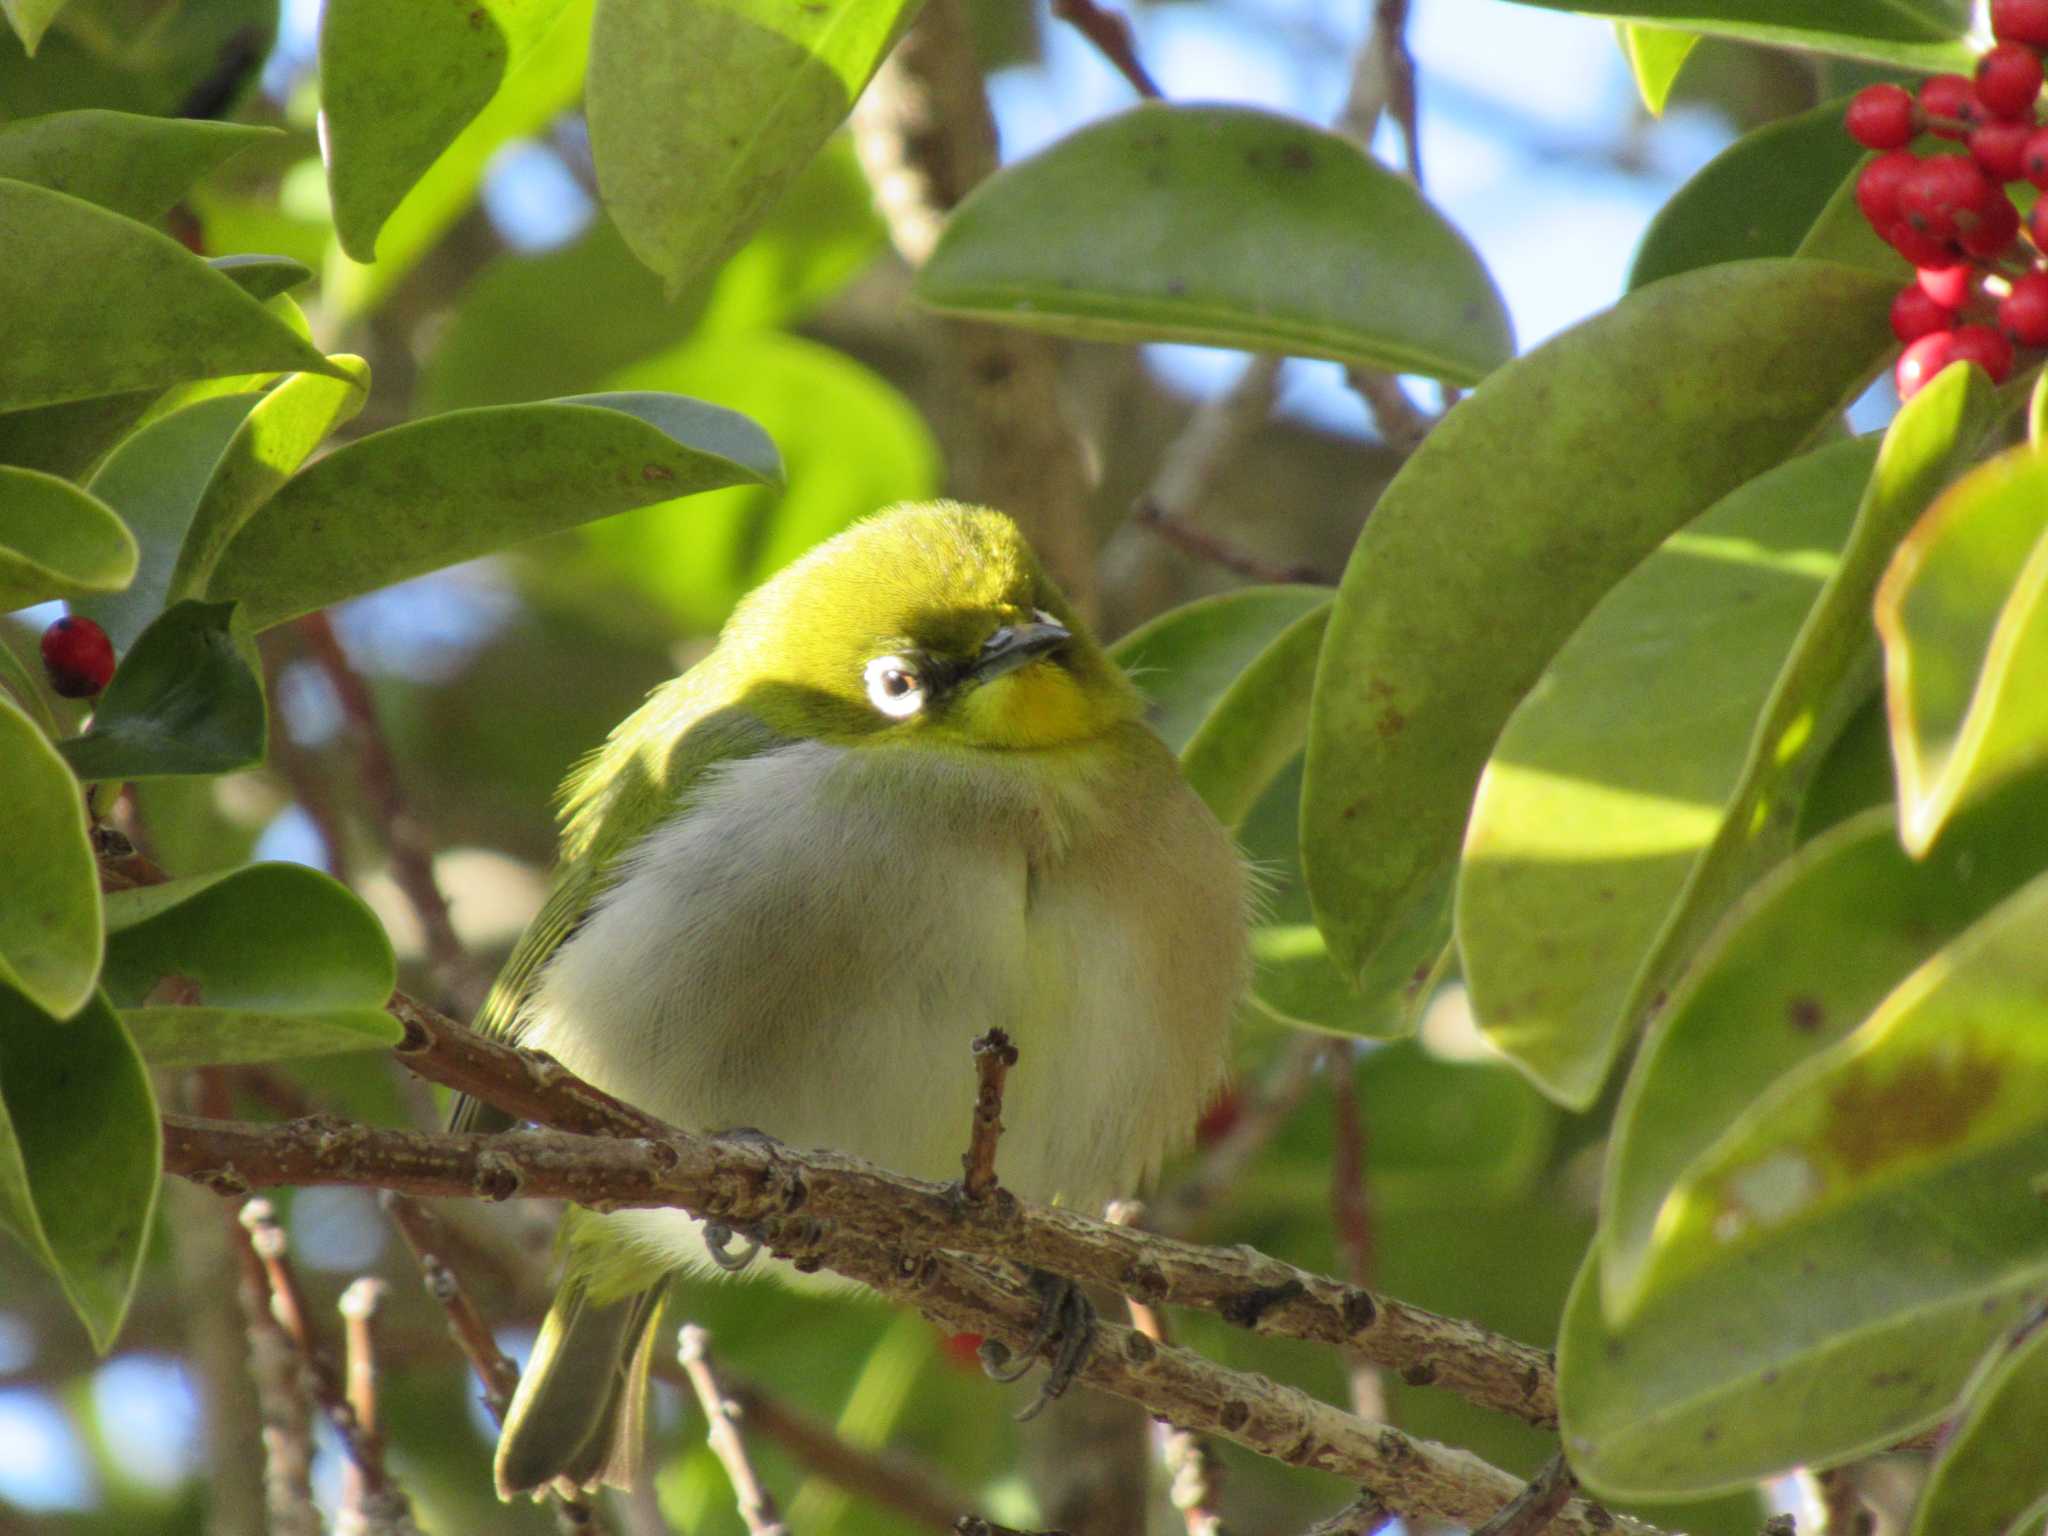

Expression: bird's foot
xmin=702 ymin=1222 xmax=762 ymax=1272
xmin=978 ymin=1269 xmax=1094 ymax=1420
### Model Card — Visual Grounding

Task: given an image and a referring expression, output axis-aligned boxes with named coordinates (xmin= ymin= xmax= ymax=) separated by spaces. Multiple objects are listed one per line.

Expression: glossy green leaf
xmin=569 ymin=337 xmax=931 ymax=632
xmin=0 ymin=0 xmax=69 ymax=55
xmin=1911 ymin=1324 xmax=2048 ymax=1536
xmin=1795 ymin=149 xmax=1916 ymax=278
xmin=1500 ymin=1 xmax=1971 ymax=71
xmin=1602 ymin=769 xmax=2048 ymax=1327
xmin=918 ymin=103 xmax=1513 ymax=386
xmin=59 ymin=599 xmax=265 ymax=780
xmin=0 ymin=467 xmax=137 ymax=610
xmin=102 ymin=863 xmax=398 ymax=1066
xmin=1303 ymin=259 xmax=1896 ymax=1002
xmin=0 ymin=693 xmax=100 ymax=1018
xmin=1619 ymin=24 xmax=1698 ymax=115
xmin=1630 ymin=98 xmax=1867 ymax=290
xmin=74 ymin=392 xmax=265 ymax=650
xmin=1183 ymin=602 xmax=1333 ymax=832
xmin=0 ymin=180 xmax=342 ymax=410
xmin=585 ymin=0 xmax=920 ymax=295
xmin=0 ymin=986 xmax=158 ymax=1352
xmin=1458 ymin=439 xmax=1872 ymax=1107
xmin=320 ymin=0 xmax=574 ymax=261
xmin=210 ymin=393 xmax=782 ymax=630
xmin=1876 ymin=445 xmax=2048 ymax=854
xmin=0 ymin=109 xmax=275 ymax=223
xmin=324 ymin=0 xmax=592 ymax=321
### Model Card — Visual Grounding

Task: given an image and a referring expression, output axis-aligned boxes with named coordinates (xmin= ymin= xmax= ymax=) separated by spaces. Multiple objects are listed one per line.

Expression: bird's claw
xmin=702 ymin=1222 xmax=762 ymax=1272
xmin=977 ymin=1270 xmax=1094 ymax=1419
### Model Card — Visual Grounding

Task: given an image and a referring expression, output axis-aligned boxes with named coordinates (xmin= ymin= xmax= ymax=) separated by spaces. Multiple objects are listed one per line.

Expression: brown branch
xmin=962 ymin=1028 xmax=1019 ymax=1200
xmin=1326 ymin=1044 xmax=1386 ymax=1422
xmin=678 ymin=1325 xmax=789 ymax=1536
xmin=1302 ymin=1494 xmax=1393 ymax=1536
xmin=1470 ymin=1452 xmax=1577 ymax=1536
xmin=230 ymin=1201 xmax=319 ymax=1536
xmin=338 ymin=1277 xmax=393 ymax=1536
xmin=1372 ymin=0 xmax=1422 ymax=184
xmin=957 ymin=1520 xmax=1066 ymax=1536
xmin=1134 ymin=495 xmax=1332 ymax=585
xmin=1050 ymin=0 xmax=1162 ymax=98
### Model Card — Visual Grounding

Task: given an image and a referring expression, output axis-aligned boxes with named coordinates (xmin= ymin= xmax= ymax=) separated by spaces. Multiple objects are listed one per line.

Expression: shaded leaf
xmin=918 ymin=103 xmax=1513 ymax=386
xmin=1619 ymin=24 xmax=1698 ymax=115
xmin=1499 ymin=0 xmax=1970 ymax=71
xmin=0 ymin=692 xmax=100 ymax=1017
xmin=0 ymin=108 xmax=275 ymax=223
xmin=0 ymin=179 xmax=342 ymax=410
xmin=585 ymin=0 xmax=920 ymax=295
xmin=102 ymin=863 xmax=398 ymax=1066
xmin=0 ymin=986 xmax=158 ymax=1352
xmin=1910 ymin=1323 xmax=2048 ymax=1536
xmin=0 ymin=466 xmax=137 ymax=609
xmin=0 ymin=0 xmax=275 ymax=124
xmin=211 ymin=392 xmax=782 ymax=631
xmin=1876 ymin=443 xmax=2048 ymax=854
xmin=1302 ymin=260 xmax=1896 ymax=1004
xmin=1630 ymin=98 xmax=1867 ymax=290
xmin=1795 ymin=149 xmax=1916 ymax=278
xmin=59 ymin=599 xmax=265 ymax=780
xmin=321 ymin=0 xmax=574 ymax=260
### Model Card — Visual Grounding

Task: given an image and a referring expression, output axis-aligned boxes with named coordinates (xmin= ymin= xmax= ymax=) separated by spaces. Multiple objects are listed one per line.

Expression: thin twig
xmin=338 ymin=1277 xmax=391 ymax=1536
xmin=1470 ymin=1453 xmax=1577 ymax=1536
xmin=957 ymin=1521 xmax=1068 ymax=1536
xmin=678 ymin=1324 xmax=788 ymax=1536
xmin=1325 ymin=1043 xmax=1386 ymax=1421
xmin=1134 ymin=495 xmax=1332 ymax=585
xmin=1050 ymin=0 xmax=1161 ymax=97
xmin=1301 ymin=1494 xmax=1393 ymax=1536
xmin=962 ymin=1028 xmax=1019 ymax=1200
xmin=1372 ymin=0 xmax=1422 ymax=184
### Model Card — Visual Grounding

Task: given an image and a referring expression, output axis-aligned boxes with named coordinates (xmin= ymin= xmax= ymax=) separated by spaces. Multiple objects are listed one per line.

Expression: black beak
xmin=967 ymin=620 xmax=1070 ymax=683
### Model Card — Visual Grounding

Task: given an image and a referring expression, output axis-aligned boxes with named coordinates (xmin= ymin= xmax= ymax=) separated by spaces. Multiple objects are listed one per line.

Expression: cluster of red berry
xmin=1848 ymin=0 xmax=2048 ymax=397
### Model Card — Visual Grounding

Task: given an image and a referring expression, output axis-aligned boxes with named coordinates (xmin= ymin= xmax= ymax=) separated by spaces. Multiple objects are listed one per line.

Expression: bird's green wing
xmin=451 ymin=677 xmax=790 ymax=1133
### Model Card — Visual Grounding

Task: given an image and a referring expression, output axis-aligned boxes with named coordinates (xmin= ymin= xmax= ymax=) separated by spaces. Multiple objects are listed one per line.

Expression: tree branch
xmin=678 ymin=1325 xmax=789 ymax=1536
xmin=1050 ymin=0 xmax=1163 ymax=98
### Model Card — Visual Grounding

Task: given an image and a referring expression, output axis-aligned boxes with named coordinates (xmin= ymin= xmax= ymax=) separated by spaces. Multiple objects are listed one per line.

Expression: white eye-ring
xmin=863 ymin=655 xmax=926 ymax=718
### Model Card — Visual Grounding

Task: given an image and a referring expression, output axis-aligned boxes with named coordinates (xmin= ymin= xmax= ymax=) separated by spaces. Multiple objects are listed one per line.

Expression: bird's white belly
xmin=522 ymin=739 xmax=1205 ymax=1279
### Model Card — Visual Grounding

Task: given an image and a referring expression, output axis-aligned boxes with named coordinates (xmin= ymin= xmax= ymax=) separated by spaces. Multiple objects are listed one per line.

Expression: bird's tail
xmin=495 ymin=1273 xmax=667 ymax=1500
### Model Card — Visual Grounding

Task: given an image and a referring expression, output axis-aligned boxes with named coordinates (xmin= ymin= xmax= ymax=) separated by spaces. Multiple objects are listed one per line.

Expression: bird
xmin=467 ymin=500 xmax=1250 ymax=1498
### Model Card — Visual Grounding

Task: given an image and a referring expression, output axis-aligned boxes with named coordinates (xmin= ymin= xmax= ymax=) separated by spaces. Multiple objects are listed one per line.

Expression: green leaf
xmin=0 ymin=179 xmax=343 ymax=411
xmin=0 ymin=109 xmax=275 ymax=223
xmin=59 ymin=599 xmax=266 ymax=780
xmin=209 ymin=393 xmax=782 ymax=630
xmin=320 ymin=0 xmax=574 ymax=261
xmin=1618 ymin=24 xmax=1698 ymax=115
xmin=1795 ymin=150 xmax=1916 ymax=278
xmin=1876 ymin=444 xmax=2048 ymax=854
xmin=324 ymin=0 xmax=593 ymax=321
xmin=0 ymin=0 xmax=70 ymax=55
xmin=74 ymin=391 xmax=265 ymax=650
xmin=0 ymin=986 xmax=158 ymax=1352
xmin=1498 ymin=1 xmax=1971 ymax=71
xmin=1458 ymin=439 xmax=1873 ymax=1107
xmin=101 ymin=863 xmax=398 ymax=1066
xmin=917 ymin=103 xmax=1513 ymax=387
xmin=0 ymin=0 xmax=275 ymax=123
xmin=1302 ymin=259 xmax=1896 ymax=1003
xmin=585 ymin=0 xmax=921 ymax=295
xmin=1911 ymin=1324 xmax=2048 ymax=1536
xmin=0 ymin=693 xmax=100 ymax=1018
xmin=0 ymin=467 xmax=137 ymax=609
xmin=1630 ymin=98 xmax=1868 ymax=290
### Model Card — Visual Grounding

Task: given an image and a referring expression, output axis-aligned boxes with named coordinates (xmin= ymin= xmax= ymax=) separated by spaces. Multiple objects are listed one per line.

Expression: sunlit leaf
xmin=58 ymin=599 xmax=266 ymax=780
xmin=1302 ymin=260 xmax=1895 ymax=1006
xmin=1910 ymin=1324 xmax=2048 ymax=1536
xmin=0 ymin=692 xmax=100 ymax=1018
xmin=102 ymin=863 xmax=399 ymax=1066
xmin=584 ymin=0 xmax=920 ymax=295
xmin=918 ymin=103 xmax=1513 ymax=386
xmin=0 ymin=0 xmax=70 ymax=55
xmin=1500 ymin=0 xmax=1970 ymax=71
xmin=0 ymin=466 xmax=137 ymax=610
xmin=0 ymin=108 xmax=274 ymax=222
xmin=0 ymin=986 xmax=158 ymax=1352
xmin=211 ymin=393 xmax=782 ymax=630
xmin=1619 ymin=24 xmax=1698 ymax=115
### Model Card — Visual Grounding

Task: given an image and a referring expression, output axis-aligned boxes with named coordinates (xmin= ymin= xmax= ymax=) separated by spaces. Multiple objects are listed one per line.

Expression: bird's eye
xmin=863 ymin=655 xmax=926 ymax=718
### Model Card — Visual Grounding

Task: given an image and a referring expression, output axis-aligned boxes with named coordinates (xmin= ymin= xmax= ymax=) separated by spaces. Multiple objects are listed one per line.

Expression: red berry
xmin=2023 ymin=127 xmax=2048 ymax=187
xmin=2000 ymin=271 xmax=2048 ymax=344
xmin=1887 ymin=220 xmax=1959 ymax=268
xmin=1977 ymin=43 xmax=2045 ymax=119
xmin=1918 ymin=73 xmax=1982 ymax=137
xmin=1949 ymin=323 xmax=2016 ymax=381
xmin=1918 ymin=263 xmax=1974 ymax=308
xmin=1195 ymin=1088 xmax=1243 ymax=1147
xmin=39 ymin=616 xmax=115 ymax=699
xmin=1897 ymin=332 xmax=1959 ymax=398
xmin=1993 ymin=0 xmax=2048 ymax=46
xmin=938 ymin=1331 xmax=985 ymax=1371
xmin=1846 ymin=84 xmax=1917 ymax=149
xmin=2031 ymin=197 xmax=2048 ymax=249
xmin=1856 ymin=149 xmax=1921 ymax=229
xmin=1971 ymin=119 xmax=2033 ymax=181
xmin=1960 ymin=189 xmax=2022 ymax=257
xmin=1899 ymin=153 xmax=1996 ymax=238
xmin=1892 ymin=284 xmax=1956 ymax=344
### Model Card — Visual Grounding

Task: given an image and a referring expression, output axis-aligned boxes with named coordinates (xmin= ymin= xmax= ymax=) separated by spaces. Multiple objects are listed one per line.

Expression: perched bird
xmin=472 ymin=501 xmax=1248 ymax=1498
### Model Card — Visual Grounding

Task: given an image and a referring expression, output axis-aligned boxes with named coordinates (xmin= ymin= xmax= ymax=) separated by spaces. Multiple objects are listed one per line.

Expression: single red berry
xmin=1918 ymin=73 xmax=1981 ymax=137
xmin=1856 ymin=149 xmax=1921 ymax=229
xmin=1960 ymin=189 xmax=2022 ymax=257
xmin=2023 ymin=127 xmax=2048 ymax=187
xmin=39 ymin=615 xmax=115 ymax=699
xmin=938 ymin=1331 xmax=985 ymax=1371
xmin=1993 ymin=0 xmax=2048 ymax=46
xmin=1948 ymin=323 xmax=2017 ymax=381
xmin=1897 ymin=331 xmax=1960 ymax=399
xmin=1977 ymin=43 xmax=2045 ymax=119
xmin=1971 ymin=119 xmax=2033 ymax=181
xmin=1999 ymin=271 xmax=2048 ymax=344
xmin=1846 ymin=83 xmax=1917 ymax=149
xmin=1918 ymin=263 xmax=1974 ymax=308
xmin=1892 ymin=284 xmax=1956 ymax=344
xmin=2030 ymin=197 xmax=2048 ymax=250
xmin=1887 ymin=220 xmax=1959 ymax=268
xmin=1195 ymin=1088 xmax=1243 ymax=1147
xmin=1899 ymin=153 xmax=1996 ymax=238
